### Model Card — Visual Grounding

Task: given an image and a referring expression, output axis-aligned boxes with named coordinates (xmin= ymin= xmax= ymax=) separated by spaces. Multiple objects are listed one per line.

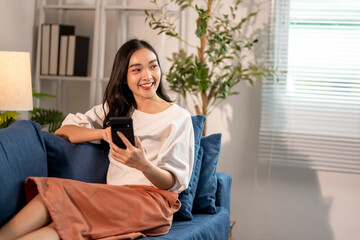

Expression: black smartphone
xmin=109 ymin=117 xmax=135 ymax=149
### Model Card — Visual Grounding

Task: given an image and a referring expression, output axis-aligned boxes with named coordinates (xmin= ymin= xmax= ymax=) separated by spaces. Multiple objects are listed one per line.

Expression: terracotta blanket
xmin=25 ymin=177 xmax=180 ymax=240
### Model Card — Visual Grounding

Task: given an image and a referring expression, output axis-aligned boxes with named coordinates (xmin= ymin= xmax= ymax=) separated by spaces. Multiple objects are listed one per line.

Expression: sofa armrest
xmin=215 ymin=172 xmax=232 ymax=212
xmin=0 ymin=120 xmax=48 ymax=226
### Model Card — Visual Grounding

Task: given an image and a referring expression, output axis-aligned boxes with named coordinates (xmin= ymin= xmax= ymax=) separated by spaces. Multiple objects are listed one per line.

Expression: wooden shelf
xmin=43 ymin=4 xmax=96 ymax=10
xmin=39 ymin=75 xmax=93 ymax=82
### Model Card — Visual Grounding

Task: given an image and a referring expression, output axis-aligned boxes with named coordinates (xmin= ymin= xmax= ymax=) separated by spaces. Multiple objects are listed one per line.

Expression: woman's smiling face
xmin=126 ymin=48 xmax=161 ymax=102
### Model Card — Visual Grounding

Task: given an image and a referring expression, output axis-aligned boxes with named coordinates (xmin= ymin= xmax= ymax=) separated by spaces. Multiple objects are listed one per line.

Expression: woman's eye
xmin=132 ymin=68 xmax=141 ymax=73
xmin=151 ymin=65 xmax=158 ymax=69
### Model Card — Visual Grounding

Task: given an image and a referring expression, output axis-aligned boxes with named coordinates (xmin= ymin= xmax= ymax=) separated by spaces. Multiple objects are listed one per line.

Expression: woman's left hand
xmin=109 ymin=132 xmax=149 ymax=171
xmin=109 ymin=131 xmax=175 ymax=190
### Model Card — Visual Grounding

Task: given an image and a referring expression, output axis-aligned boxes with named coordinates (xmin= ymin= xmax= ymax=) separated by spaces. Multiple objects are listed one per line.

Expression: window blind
xmin=258 ymin=0 xmax=360 ymax=173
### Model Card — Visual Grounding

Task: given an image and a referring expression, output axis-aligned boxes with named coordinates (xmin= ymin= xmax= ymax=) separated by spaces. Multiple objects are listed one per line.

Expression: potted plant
xmin=146 ymin=0 xmax=277 ymax=134
xmin=0 ymin=91 xmax=64 ymax=132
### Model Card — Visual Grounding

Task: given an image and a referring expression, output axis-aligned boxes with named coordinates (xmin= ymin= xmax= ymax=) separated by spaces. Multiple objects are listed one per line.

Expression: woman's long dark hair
xmin=102 ymin=39 xmax=172 ymax=128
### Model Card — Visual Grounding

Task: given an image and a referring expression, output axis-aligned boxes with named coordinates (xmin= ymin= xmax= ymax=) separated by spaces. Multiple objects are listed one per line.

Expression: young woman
xmin=0 ymin=39 xmax=194 ymax=240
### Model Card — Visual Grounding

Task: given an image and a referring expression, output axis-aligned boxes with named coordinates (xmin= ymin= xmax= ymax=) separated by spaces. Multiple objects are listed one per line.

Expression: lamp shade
xmin=0 ymin=51 xmax=33 ymax=111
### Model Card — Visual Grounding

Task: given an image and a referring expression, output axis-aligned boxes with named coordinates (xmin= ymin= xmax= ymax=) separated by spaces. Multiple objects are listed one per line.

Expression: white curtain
xmin=258 ymin=0 xmax=360 ymax=173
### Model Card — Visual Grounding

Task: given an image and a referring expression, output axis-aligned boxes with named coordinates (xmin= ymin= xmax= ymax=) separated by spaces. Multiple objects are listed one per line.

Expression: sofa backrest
xmin=43 ymin=131 xmax=109 ymax=183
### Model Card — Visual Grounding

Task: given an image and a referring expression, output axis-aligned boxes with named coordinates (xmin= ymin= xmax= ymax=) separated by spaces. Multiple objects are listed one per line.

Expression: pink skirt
xmin=25 ymin=177 xmax=180 ymax=240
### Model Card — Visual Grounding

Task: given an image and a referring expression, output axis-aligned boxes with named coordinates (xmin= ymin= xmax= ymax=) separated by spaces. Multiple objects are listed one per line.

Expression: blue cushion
xmin=193 ymin=133 xmax=222 ymax=214
xmin=215 ymin=173 xmax=232 ymax=212
xmin=143 ymin=207 xmax=230 ymax=240
xmin=0 ymin=120 xmax=47 ymax=226
xmin=174 ymin=115 xmax=206 ymax=220
xmin=43 ymin=131 xmax=109 ymax=183
xmin=174 ymin=147 xmax=203 ymax=220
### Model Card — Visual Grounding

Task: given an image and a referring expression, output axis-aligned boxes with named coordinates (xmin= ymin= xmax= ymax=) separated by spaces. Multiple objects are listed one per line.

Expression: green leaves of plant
xmin=146 ymin=0 xmax=279 ymax=115
xmin=0 ymin=111 xmax=19 ymax=128
xmin=145 ymin=10 xmax=179 ymax=38
xmin=172 ymin=0 xmax=193 ymax=10
xmin=167 ymin=50 xmax=212 ymax=96
xmin=195 ymin=5 xmax=209 ymax=38
xmin=30 ymin=108 xmax=64 ymax=133
xmin=32 ymin=89 xmax=56 ymax=100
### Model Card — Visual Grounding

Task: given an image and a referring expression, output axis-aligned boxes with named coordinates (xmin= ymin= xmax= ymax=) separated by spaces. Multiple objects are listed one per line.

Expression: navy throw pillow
xmin=193 ymin=133 xmax=222 ymax=214
xmin=43 ymin=131 xmax=109 ymax=183
xmin=174 ymin=147 xmax=203 ymax=220
xmin=0 ymin=120 xmax=47 ymax=226
xmin=174 ymin=115 xmax=206 ymax=221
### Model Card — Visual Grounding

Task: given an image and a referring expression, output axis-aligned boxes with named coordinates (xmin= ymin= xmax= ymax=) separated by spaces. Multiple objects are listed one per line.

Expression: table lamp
xmin=0 ymin=51 xmax=33 ymax=111
xmin=0 ymin=51 xmax=33 ymax=126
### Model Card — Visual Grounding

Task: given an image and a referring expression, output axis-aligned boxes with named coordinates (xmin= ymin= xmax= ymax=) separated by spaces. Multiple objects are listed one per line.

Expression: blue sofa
xmin=0 ymin=118 xmax=231 ymax=240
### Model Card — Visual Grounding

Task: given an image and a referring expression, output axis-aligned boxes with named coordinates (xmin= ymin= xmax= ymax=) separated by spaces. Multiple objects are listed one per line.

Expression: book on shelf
xmin=49 ymin=24 xmax=75 ymax=75
xmin=40 ymin=24 xmax=51 ymax=75
xmin=66 ymin=35 xmax=89 ymax=77
xmin=58 ymin=35 xmax=69 ymax=76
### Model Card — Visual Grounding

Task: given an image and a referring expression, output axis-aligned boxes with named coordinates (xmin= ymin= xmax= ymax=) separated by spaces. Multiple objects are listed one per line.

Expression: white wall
xmin=204 ymin=1 xmax=360 ymax=240
xmin=0 ymin=1 xmax=35 ymax=52
xmin=0 ymin=0 xmax=36 ymax=84
xmin=1 ymin=1 xmax=360 ymax=240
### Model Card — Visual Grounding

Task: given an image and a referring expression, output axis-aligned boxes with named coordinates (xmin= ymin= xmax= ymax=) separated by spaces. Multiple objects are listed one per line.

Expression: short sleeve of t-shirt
xmin=61 ymin=104 xmax=106 ymax=129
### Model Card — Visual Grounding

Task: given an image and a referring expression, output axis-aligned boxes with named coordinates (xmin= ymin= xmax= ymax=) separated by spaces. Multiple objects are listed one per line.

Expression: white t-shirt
xmin=61 ymin=104 xmax=194 ymax=193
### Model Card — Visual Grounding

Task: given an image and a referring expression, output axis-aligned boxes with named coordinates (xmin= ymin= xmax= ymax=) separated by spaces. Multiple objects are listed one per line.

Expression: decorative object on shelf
xmin=146 ymin=0 xmax=279 ymax=134
xmin=41 ymin=24 xmax=76 ymax=75
xmin=40 ymin=23 xmax=89 ymax=77
xmin=0 ymin=51 xmax=33 ymax=128
xmin=49 ymin=24 xmax=75 ymax=75
xmin=41 ymin=24 xmax=51 ymax=75
xmin=59 ymin=35 xmax=90 ymax=77
xmin=59 ymin=35 xmax=69 ymax=76
xmin=66 ymin=35 xmax=90 ymax=76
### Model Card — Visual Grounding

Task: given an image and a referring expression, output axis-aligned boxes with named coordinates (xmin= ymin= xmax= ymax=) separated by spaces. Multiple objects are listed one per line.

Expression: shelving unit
xmin=34 ymin=0 xmax=184 ymax=114
xmin=35 ymin=0 xmax=101 ymax=112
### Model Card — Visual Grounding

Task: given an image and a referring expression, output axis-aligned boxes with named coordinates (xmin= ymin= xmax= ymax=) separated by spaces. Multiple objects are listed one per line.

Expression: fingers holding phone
xmin=108 ymin=117 xmax=146 ymax=170
xmin=110 ymin=131 xmax=149 ymax=171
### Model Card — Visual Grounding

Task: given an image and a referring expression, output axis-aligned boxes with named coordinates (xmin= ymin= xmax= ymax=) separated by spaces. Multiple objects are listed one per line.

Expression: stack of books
xmin=41 ymin=24 xmax=89 ymax=77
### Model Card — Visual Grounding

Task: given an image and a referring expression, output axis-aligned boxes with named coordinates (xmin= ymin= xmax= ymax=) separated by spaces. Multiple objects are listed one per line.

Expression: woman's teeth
xmin=141 ymin=82 xmax=153 ymax=87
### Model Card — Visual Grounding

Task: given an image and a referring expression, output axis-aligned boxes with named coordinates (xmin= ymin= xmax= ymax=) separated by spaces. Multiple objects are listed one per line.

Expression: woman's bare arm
xmin=55 ymin=125 xmax=110 ymax=143
xmin=141 ymin=161 xmax=176 ymax=190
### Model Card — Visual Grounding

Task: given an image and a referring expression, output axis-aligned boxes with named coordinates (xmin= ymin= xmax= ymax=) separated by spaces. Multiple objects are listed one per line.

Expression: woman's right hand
xmin=102 ymin=127 xmax=112 ymax=143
